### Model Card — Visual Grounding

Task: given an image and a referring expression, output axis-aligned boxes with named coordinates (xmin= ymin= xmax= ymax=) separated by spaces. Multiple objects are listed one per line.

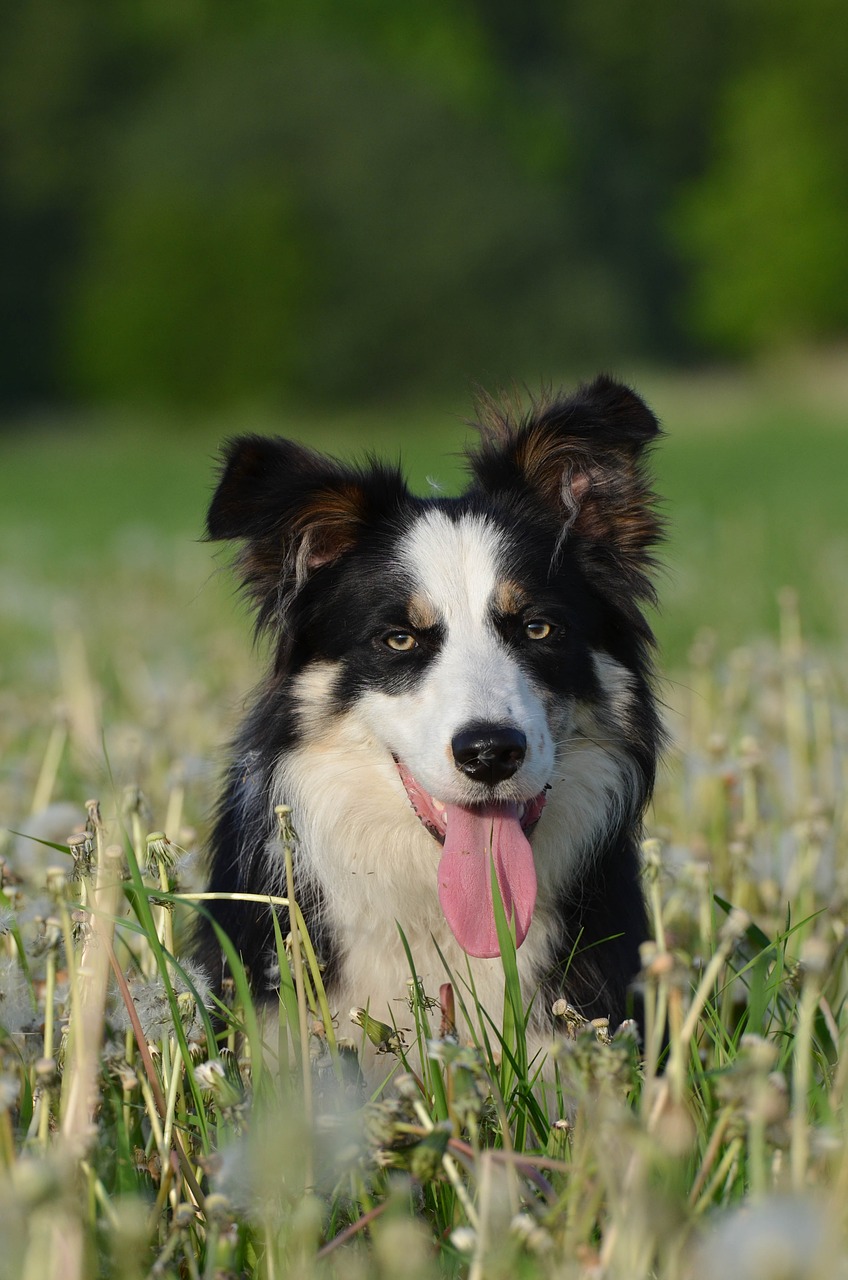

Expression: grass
xmin=1 ymin=362 xmax=847 ymax=666
xmin=1 ymin=366 xmax=847 ymax=1277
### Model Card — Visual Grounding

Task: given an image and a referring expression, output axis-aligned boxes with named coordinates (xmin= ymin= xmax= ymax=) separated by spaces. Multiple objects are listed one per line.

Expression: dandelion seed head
xmin=450 ymin=1227 xmax=477 ymax=1254
xmin=0 ymin=957 xmax=37 ymax=1034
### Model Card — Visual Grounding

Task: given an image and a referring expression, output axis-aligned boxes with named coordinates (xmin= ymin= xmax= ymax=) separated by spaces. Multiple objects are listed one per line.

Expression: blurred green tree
xmin=674 ymin=0 xmax=848 ymax=351
xmin=67 ymin=36 xmax=617 ymax=407
xmin=0 ymin=0 xmax=199 ymax=407
xmin=1 ymin=0 xmax=846 ymax=414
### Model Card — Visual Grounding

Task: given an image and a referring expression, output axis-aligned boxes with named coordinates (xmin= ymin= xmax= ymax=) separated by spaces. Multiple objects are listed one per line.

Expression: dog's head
xmin=208 ymin=377 xmax=662 ymax=957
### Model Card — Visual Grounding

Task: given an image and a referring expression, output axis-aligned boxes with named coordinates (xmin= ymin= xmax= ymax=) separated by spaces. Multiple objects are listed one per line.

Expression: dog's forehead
xmin=398 ymin=508 xmax=509 ymax=624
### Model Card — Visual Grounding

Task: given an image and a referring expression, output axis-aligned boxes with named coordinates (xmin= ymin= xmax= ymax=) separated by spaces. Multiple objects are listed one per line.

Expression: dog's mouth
xmin=395 ymin=758 xmax=546 ymax=960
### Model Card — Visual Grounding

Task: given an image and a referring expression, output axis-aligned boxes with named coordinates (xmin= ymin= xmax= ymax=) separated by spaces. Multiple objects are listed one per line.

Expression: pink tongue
xmin=437 ymin=803 xmax=538 ymax=959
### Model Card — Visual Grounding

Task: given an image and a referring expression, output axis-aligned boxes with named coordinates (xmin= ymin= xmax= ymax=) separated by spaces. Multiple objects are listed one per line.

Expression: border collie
xmin=196 ymin=376 xmax=663 ymax=1059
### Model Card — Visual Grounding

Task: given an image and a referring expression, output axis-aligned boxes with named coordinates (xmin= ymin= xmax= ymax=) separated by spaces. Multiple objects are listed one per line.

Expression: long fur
xmin=196 ymin=376 xmax=664 ymax=1059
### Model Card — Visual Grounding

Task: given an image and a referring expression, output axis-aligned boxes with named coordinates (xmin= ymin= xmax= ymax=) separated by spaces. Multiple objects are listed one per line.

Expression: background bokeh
xmin=1 ymin=1 xmax=846 ymax=675
xmin=2 ymin=0 xmax=847 ymax=412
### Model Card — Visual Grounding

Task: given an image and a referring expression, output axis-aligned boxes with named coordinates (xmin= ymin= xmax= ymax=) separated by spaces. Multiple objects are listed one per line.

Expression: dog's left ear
xmin=206 ymin=434 xmax=411 ymax=635
xmin=468 ymin=375 xmax=662 ymax=593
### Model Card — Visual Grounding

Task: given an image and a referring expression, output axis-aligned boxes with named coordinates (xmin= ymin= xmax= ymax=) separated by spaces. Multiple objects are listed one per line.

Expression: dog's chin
xmin=394 ymin=757 xmax=547 ymax=844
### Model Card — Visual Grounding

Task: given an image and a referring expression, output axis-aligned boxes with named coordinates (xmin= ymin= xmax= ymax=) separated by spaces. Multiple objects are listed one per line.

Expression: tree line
xmin=1 ymin=0 xmax=845 ymax=413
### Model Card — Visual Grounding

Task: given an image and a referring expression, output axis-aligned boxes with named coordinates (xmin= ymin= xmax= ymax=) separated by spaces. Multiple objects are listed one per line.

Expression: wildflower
xmin=194 ymin=1051 xmax=245 ymax=1110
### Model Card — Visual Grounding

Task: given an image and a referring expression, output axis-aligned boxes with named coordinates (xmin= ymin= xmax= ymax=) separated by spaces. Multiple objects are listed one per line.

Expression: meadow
xmin=0 ymin=366 xmax=846 ymax=1278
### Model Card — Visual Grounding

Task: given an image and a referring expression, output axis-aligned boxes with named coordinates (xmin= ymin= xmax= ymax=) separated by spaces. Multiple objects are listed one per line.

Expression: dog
xmin=195 ymin=376 xmax=663 ymax=1064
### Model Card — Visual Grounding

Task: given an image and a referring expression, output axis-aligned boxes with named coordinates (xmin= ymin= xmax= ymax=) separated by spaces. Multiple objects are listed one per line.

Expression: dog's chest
xmin=271 ymin=733 xmax=555 ymax=1046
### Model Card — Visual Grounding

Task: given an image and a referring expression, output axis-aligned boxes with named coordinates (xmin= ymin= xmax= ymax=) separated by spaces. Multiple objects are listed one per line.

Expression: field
xmin=0 ymin=367 xmax=847 ymax=1278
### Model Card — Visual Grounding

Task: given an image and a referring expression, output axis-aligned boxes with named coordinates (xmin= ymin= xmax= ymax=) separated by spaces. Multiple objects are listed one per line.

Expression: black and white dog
xmin=196 ymin=377 xmax=663 ymax=1051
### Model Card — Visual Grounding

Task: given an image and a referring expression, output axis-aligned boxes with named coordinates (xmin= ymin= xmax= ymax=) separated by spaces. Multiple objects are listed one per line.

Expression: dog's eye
xmin=384 ymin=631 xmax=418 ymax=652
xmin=524 ymin=620 xmax=553 ymax=641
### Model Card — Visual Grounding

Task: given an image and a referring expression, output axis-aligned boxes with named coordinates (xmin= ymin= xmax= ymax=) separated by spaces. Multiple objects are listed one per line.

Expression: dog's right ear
xmin=207 ymin=434 xmax=409 ymax=630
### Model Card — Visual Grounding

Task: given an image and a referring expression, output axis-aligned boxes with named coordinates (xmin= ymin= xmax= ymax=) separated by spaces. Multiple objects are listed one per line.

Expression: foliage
xmin=67 ymin=36 xmax=579 ymax=406
xmin=675 ymin=62 xmax=848 ymax=350
xmin=1 ymin=1 xmax=846 ymax=411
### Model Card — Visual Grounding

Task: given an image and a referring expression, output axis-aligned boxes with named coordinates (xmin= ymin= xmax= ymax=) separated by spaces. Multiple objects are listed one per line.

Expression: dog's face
xmin=208 ymin=377 xmax=662 ymax=958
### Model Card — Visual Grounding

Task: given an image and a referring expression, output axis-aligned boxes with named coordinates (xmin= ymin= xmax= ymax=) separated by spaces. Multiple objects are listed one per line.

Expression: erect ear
xmin=468 ymin=376 xmax=663 ymax=595
xmin=207 ymin=434 xmax=410 ymax=629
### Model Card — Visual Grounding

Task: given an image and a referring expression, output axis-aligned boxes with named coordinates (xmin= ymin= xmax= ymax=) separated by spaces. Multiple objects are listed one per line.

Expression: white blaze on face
xmin=357 ymin=509 xmax=555 ymax=803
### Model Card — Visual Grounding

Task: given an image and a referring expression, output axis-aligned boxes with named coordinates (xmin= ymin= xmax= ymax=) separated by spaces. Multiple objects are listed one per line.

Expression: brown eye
xmin=384 ymin=631 xmax=418 ymax=652
xmin=524 ymin=620 xmax=552 ymax=641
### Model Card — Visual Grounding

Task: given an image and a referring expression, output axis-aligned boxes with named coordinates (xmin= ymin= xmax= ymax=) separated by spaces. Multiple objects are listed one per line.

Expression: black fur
xmin=196 ymin=377 xmax=663 ymax=1032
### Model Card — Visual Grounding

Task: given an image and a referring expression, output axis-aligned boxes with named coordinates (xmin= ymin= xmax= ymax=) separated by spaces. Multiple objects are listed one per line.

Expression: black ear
xmin=207 ymin=434 xmax=410 ymax=630
xmin=468 ymin=376 xmax=663 ymax=598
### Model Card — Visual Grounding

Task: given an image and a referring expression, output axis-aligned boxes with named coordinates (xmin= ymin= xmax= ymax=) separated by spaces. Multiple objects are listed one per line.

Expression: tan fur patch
xmin=494 ymin=579 xmax=530 ymax=616
xmin=407 ymin=593 xmax=439 ymax=630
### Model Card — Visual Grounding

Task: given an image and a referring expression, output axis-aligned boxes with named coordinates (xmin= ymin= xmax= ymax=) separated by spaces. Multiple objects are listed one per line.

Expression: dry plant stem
xmin=165 ymin=781 xmax=185 ymax=845
xmin=748 ymin=1087 xmax=768 ymax=1200
xmin=603 ymin=920 xmax=744 ymax=1269
xmin=137 ymin=1071 xmax=166 ymax=1153
xmin=693 ymin=1136 xmax=745 ymax=1214
xmin=161 ymin=1040 xmax=185 ymax=1169
xmin=29 ymin=719 xmax=67 ymax=814
xmin=316 ymin=1202 xmax=390 ymax=1259
xmin=0 ymin=1109 xmax=15 ymax=1167
xmin=81 ymin=1160 xmax=121 ymax=1229
xmin=57 ymin=887 xmax=83 ymax=1067
xmin=411 ymin=1097 xmax=480 ymax=1228
xmin=178 ymin=891 xmax=291 ymax=908
xmin=263 ymin=1226 xmax=278 ymax=1280
xmin=277 ymin=806 xmax=314 ymax=1186
xmin=448 ymin=1135 xmax=567 ymax=1185
xmin=183 ymin=1235 xmax=202 ymax=1280
xmin=107 ymin=940 xmax=206 ymax=1210
xmin=679 ymin=915 xmax=747 ymax=1048
xmin=203 ymin=1222 xmax=221 ymax=1280
xmin=688 ymin=1109 xmax=733 ymax=1206
xmin=108 ymin=943 xmax=167 ymax=1117
xmin=791 ymin=973 xmax=819 ymax=1190
xmin=61 ymin=843 xmax=123 ymax=1147
xmin=43 ymin=842 xmax=122 ymax=1280
xmin=469 ymin=1152 xmax=494 ymax=1280
xmin=157 ymin=855 xmax=175 ymax=954
xmin=665 ymin=982 xmax=687 ymax=1104
xmin=37 ymin=944 xmax=58 ymax=1145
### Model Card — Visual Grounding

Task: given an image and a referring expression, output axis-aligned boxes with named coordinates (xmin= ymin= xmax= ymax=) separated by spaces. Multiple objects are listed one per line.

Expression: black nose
xmin=451 ymin=723 xmax=527 ymax=786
